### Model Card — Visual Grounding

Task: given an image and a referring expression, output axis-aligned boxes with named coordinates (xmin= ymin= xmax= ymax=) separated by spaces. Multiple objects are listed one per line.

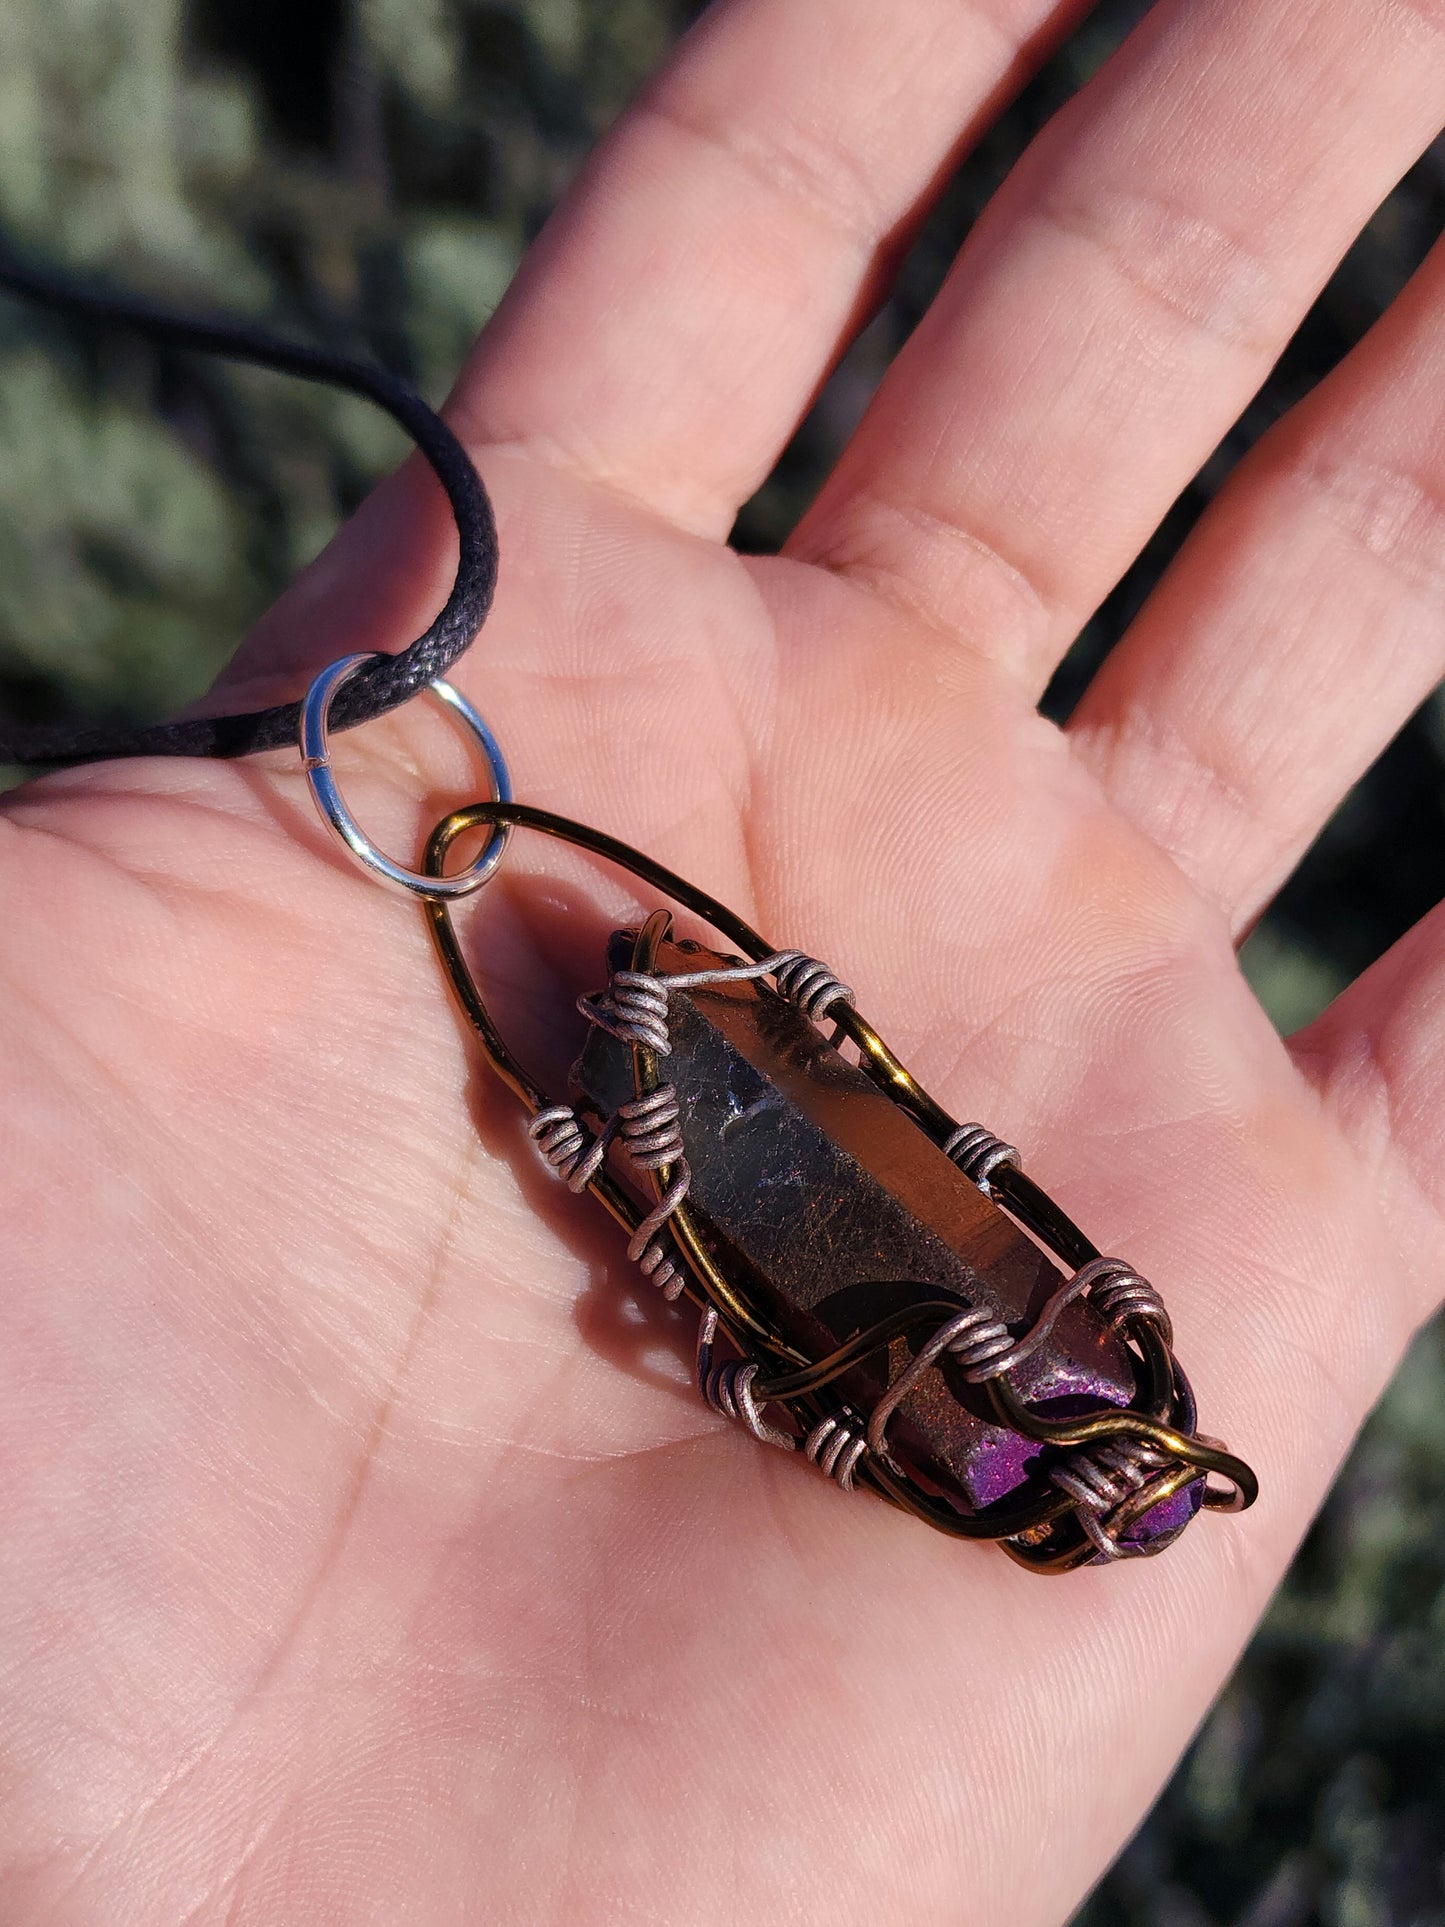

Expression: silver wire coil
xmin=528 ymin=1105 xmax=608 ymax=1192
xmin=769 ymin=950 xmax=856 ymax=1022
xmin=1051 ymin=1437 xmax=1176 ymax=1561
xmin=581 ymin=969 xmax=674 ymax=1054
xmin=527 ymin=1098 xmax=689 ymax=1298
xmin=696 ymin=1306 xmax=793 ymax=1450
xmin=626 ymin=1171 xmax=691 ymax=1302
xmin=616 ymin=1084 xmax=685 ymax=1169
xmin=1076 ymin=1256 xmax=1173 ymax=1345
xmin=804 ymin=1411 xmax=869 ymax=1491
xmin=943 ymin=1305 xmax=1017 ymax=1376
xmin=941 ymin=1123 xmax=1021 ymax=1194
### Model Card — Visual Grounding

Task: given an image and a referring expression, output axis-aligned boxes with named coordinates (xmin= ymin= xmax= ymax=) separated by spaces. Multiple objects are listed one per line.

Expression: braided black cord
xmin=0 ymin=251 xmax=498 ymax=766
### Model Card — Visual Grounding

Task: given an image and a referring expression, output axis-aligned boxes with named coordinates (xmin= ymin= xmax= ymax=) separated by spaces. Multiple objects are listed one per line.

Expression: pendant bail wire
xmin=300 ymin=653 xmax=512 ymax=898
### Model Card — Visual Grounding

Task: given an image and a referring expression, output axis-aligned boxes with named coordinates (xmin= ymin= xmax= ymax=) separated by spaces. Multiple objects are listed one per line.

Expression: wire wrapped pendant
xmin=423 ymin=798 xmax=1257 ymax=1574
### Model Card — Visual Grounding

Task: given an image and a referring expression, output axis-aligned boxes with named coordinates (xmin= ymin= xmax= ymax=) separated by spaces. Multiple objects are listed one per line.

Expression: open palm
xmin=7 ymin=2 xmax=1445 ymax=1920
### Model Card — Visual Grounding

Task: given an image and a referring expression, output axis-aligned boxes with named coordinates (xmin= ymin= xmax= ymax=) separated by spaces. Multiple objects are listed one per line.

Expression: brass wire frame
xmin=424 ymin=799 xmax=1258 ymax=1574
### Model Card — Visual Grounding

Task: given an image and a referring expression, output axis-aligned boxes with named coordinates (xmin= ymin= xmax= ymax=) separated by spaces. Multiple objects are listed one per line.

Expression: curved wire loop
xmin=422 ymin=798 xmax=1258 ymax=1573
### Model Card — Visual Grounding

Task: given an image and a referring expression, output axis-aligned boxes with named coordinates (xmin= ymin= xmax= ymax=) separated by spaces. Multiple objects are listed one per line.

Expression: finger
xmin=451 ymin=0 xmax=1092 ymax=537
xmin=791 ymin=0 xmax=1445 ymax=694
xmin=1292 ymin=898 xmax=1445 ymax=1329
xmin=1071 ymin=230 xmax=1445 ymax=932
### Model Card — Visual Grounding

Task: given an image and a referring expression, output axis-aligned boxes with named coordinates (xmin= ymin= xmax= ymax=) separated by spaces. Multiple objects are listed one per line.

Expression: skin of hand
xmin=6 ymin=0 xmax=1445 ymax=1920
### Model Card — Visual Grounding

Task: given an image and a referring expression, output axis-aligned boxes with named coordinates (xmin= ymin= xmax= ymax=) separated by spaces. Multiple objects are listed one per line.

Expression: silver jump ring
xmin=300 ymin=653 xmax=512 ymax=899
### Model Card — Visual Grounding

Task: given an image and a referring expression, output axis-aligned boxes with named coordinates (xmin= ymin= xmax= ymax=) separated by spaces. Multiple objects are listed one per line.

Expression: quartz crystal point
xmin=575 ymin=929 xmax=1193 ymax=1545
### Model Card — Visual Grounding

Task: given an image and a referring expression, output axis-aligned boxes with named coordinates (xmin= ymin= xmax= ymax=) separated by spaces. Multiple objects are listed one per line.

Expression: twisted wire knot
xmin=867 ymin=1249 xmax=1180 ymax=1467
xmin=804 ymin=1410 xmax=869 ymax=1491
xmin=942 ymin=1123 xmax=1020 ymax=1195
xmin=696 ymin=1306 xmax=794 ymax=1450
xmin=617 ymin=1084 xmax=684 ymax=1168
xmin=1050 ymin=1437 xmax=1177 ymax=1561
xmin=943 ymin=1305 xmax=1017 ymax=1377
xmin=768 ymin=951 xmax=855 ymax=1023
xmin=865 ymin=1303 xmax=1019 ymax=1460
xmin=625 ymin=1172 xmax=690 ymax=1301
xmin=953 ymin=1256 xmax=1172 ymax=1382
xmin=529 ymin=1105 xmax=609 ymax=1192
xmin=630 ymin=1224 xmax=688 ymax=1300
xmin=613 ymin=1085 xmax=690 ymax=1298
xmin=1075 ymin=1256 xmax=1173 ymax=1346
xmin=580 ymin=970 xmax=673 ymax=1053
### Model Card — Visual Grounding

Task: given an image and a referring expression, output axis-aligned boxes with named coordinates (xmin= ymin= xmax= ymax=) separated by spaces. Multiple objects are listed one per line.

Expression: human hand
xmin=5 ymin=1 xmax=1445 ymax=1919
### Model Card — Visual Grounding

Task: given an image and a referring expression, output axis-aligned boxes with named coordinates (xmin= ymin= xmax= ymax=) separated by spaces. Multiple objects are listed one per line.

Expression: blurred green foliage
xmin=2 ymin=2 xmax=1444 ymax=1918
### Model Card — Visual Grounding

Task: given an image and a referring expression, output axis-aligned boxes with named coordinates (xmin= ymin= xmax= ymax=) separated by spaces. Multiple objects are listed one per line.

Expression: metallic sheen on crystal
xmin=575 ymin=930 xmax=1152 ymax=1520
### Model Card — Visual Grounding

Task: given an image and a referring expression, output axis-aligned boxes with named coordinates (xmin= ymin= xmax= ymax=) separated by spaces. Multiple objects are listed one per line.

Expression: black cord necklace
xmin=0 ymin=251 xmax=498 ymax=766
xmin=0 ymin=254 xmax=1257 ymax=1573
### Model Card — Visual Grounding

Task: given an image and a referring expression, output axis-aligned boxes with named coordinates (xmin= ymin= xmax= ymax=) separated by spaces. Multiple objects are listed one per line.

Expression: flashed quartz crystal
xmin=574 ymin=929 xmax=1176 ymax=1527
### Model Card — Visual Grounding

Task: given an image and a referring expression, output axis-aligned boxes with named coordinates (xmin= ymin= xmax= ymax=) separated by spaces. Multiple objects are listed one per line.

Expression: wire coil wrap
xmin=1077 ymin=1256 xmax=1174 ymax=1345
xmin=697 ymin=1307 xmax=794 ymax=1450
xmin=804 ymin=1411 xmax=870 ymax=1491
xmin=529 ymin=1105 xmax=608 ymax=1191
xmin=942 ymin=1123 xmax=1021 ymax=1194
xmin=1050 ymin=1439 xmax=1178 ymax=1561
